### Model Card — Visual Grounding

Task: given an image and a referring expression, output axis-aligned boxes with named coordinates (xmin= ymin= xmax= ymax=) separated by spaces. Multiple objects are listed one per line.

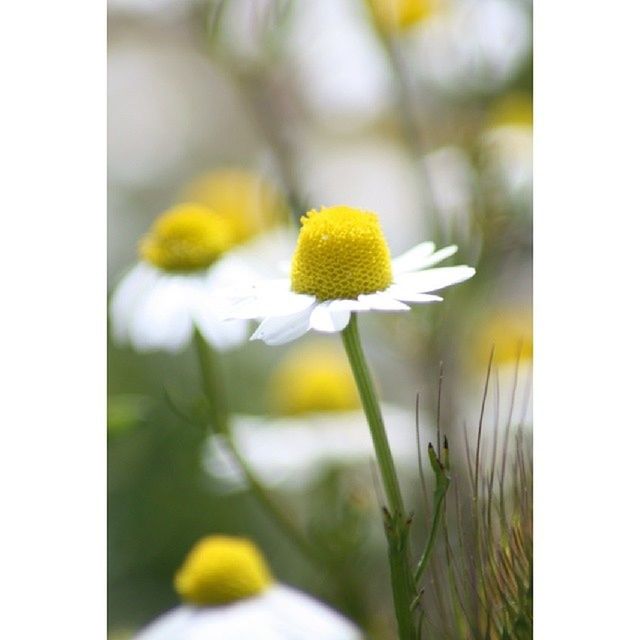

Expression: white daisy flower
xmin=134 ymin=535 xmax=362 ymax=640
xmin=202 ymin=341 xmax=420 ymax=490
xmin=110 ymin=203 xmax=253 ymax=353
xmin=227 ymin=205 xmax=475 ymax=346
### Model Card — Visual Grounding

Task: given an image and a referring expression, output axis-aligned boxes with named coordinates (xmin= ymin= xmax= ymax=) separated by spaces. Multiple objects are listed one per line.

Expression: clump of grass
xmin=415 ymin=351 xmax=532 ymax=640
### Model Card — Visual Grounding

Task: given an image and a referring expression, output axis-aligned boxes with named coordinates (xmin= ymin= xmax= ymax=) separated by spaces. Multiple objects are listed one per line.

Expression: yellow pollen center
xmin=269 ymin=343 xmax=361 ymax=415
xmin=139 ymin=204 xmax=234 ymax=273
xmin=291 ymin=206 xmax=393 ymax=300
xmin=174 ymin=536 xmax=273 ymax=607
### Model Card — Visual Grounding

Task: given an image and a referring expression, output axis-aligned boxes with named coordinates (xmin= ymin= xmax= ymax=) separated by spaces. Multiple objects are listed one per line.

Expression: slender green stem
xmin=192 ymin=329 xmax=325 ymax=570
xmin=341 ymin=315 xmax=418 ymax=640
xmin=415 ymin=446 xmax=450 ymax=584
xmin=341 ymin=316 xmax=405 ymax=515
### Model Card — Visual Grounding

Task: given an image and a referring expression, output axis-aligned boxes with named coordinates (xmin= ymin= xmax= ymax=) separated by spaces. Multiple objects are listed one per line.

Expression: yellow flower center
xmin=139 ymin=204 xmax=234 ymax=273
xmin=181 ymin=169 xmax=287 ymax=245
xmin=269 ymin=343 xmax=361 ymax=415
xmin=174 ymin=536 xmax=273 ymax=607
xmin=366 ymin=0 xmax=436 ymax=32
xmin=291 ymin=206 xmax=393 ymax=300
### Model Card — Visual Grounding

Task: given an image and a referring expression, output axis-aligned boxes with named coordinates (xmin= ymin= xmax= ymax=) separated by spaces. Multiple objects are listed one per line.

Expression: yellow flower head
xmin=473 ymin=309 xmax=533 ymax=368
xmin=139 ymin=203 xmax=235 ymax=273
xmin=366 ymin=0 xmax=436 ymax=33
xmin=487 ymin=93 xmax=533 ymax=130
xmin=291 ymin=206 xmax=393 ymax=301
xmin=181 ymin=169 xmax=287 ymax=245
xmin=174 ymin=536 xmax=273 ymax=607
xmin=269 ymin=342 xmax=361 ymax=415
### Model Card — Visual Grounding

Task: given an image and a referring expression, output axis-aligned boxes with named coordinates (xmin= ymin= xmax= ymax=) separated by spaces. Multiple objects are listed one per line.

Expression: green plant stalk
xmin=192 ymin=329 xmax=324 ymax=570
xmin=341 ymin=315 xmax=418 ymax=639
xmin=414 ymin=444 xmax=450 ymax=584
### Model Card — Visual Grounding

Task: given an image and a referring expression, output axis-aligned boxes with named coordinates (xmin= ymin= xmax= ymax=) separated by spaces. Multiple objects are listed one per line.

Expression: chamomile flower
xmin=229 ymin=205 xmax=475 ymax=346
xmin=203 ymin=342 xmax=418 ymax=489
xmin=134 ymin=535 xmax=362 ymax=640
xmin=110 ymin=202 xmax=253 ymax=353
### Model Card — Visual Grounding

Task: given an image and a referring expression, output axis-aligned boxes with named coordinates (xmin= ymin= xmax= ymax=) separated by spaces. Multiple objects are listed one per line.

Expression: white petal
xmin=416 ymin=245 xmax=459 ymax=269
xmin=251 ymin=305 xmax=315 ymax=345
xmin=310 ymin=302 xmax=351 ymax=333
xmin=194 ymin=314 xmax=248 ymax=352
xmin=265 ymin=585 xmax=362 ymax=639
xmin=358 ymin=291 xmax=411 ymax=311
xmin=394 ymin=265 xmax=475 ymax=293
xmin=391 ymin=241 xmax=435 ymax=274
xmin=128 ymin=276 xmax=194 ymax=352
xmin=385 ymin=285 xmax=444 ymax=303
xmin=109 ymin=264 xmax=159 ymax=345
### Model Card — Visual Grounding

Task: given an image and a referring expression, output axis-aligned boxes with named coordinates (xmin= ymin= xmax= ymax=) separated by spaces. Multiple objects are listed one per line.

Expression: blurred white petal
xmin=203 ymin=407 xmax=420 ymax=490
xmin=109 ymin=263 xmax=159 ymax=345
xmin=134 ymin=587 xmax=361 ymax=639
xmin=128 ymin=276 xmax=194 ymax=352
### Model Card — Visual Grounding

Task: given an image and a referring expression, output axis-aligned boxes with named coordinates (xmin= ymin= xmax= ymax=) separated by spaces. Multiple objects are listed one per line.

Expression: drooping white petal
xmin=251 ymin=304 xmax=315 ymax=346
xmin=128 ymin=275 xmax=194 ymax=352
xmin=385 ymin=285 xmax=444 ymax=304
xmin=109 ymin=264 xmax=159 ymax=345
xmin=390 ymin=241 xmax=436 ymax=274
xmin=309 ymin=301 xmax=351 ymax=333
xmin=394 ymin=265 xmax=476 ymax=294
xmin=358 ymin=291 xmax=411 ymax=311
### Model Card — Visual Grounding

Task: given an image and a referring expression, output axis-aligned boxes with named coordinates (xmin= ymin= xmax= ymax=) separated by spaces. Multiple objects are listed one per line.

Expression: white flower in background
xmin=134 ymin=535 xmax=362 ymax=640
xmin=110 ymin=169 xmax=291 ymax=353
xmin=228 ymin=205 xmax=475 ymax=346
xmin=110 ymin=203 xmax=249 ymax=353
xmin=203 ymin=342 xmax=419 ymax=490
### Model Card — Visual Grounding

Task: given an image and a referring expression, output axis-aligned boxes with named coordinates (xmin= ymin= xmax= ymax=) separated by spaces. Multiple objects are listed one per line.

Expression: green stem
xmin=341 ymin=315 xmax=418 ymax=640
xmin=192 ymin=329 xmax=325 ymax=571
xmin=341 ymin=316 xmax=405 ymax=514
xmin=414 ymin=445 xmax=450 ymax=584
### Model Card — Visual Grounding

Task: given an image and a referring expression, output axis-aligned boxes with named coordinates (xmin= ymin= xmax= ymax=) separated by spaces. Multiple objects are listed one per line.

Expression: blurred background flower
xmin=202 ymin=340 xmax=421 ymax=491
xmin=108 ymin=0 xmax=532 ymax=636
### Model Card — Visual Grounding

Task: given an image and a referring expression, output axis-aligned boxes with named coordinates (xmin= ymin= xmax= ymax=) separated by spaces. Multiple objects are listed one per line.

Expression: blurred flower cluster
xmin=108 ymin=0 xmax=532 ymax=638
